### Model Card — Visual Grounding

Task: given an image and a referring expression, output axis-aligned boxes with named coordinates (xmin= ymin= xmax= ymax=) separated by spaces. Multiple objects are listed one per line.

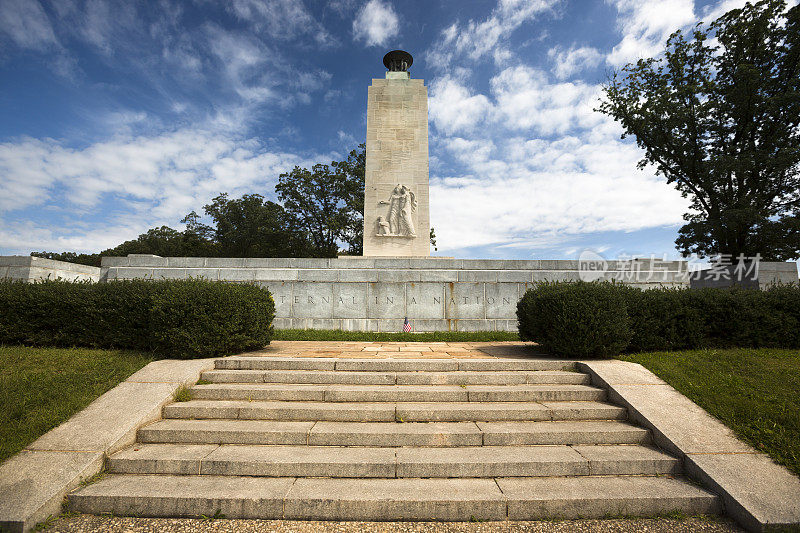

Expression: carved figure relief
xmin=377 ymin=184 xmax=417 ymax=237
xmin=376 ymin=216 xmax=391 ymax=235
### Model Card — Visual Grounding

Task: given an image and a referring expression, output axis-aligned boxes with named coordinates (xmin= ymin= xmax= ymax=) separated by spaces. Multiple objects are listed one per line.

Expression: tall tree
xmin=332 ymin=144 xmax=366 ymax=255
xmin=276 ymin=144 xmax=365 ymax=257
xmin=598 ymin=0 xmax=800 ymax=260
xmin=202 ymin=193 xmax=308 ymax=257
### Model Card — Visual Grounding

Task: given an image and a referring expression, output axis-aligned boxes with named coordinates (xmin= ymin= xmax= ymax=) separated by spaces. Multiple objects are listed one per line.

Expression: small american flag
xmin=403 ymin=317 xmax=412 ymax=333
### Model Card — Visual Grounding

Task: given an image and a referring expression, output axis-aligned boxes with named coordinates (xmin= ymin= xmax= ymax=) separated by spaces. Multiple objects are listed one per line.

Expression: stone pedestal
xmin=363 ymin=71 xmax=430 ymax=257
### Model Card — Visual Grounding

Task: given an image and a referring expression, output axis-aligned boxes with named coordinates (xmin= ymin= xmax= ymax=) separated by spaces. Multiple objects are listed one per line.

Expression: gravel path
xmin=44 ymin=514 xmax=744 ymax=533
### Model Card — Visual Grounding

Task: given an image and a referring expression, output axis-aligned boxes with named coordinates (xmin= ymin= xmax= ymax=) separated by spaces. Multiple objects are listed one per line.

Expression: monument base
xmin=4 ymin=254 xmax=795 ymax=332
xmin=100 ymin=256 xmax=691 ymax=332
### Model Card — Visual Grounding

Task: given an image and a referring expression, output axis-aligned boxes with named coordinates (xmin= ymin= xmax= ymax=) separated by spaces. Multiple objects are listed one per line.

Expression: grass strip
xmin=0 ymin=345 xmax=152 ymax=464
xmin=619 ymin=348 xmax=800 ymax=476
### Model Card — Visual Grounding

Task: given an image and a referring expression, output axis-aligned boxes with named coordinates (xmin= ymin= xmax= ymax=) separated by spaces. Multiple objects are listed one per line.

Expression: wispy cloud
xmin=426 ymin=0 xmax=560 ymax=70
xmin=0 ymin=0 xmax=58 ymax=50
xmin=352 ymin=0 xmax=399 ymax=47
xmin=228 ymin=0 xmax=336 ymax=46
xmin=548 ymin=45 xmax=603 ymax=80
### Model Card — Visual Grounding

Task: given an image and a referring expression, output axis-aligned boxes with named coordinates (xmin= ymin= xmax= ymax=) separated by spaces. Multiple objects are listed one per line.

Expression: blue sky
xmin=0 ymin=0 xmax=789 ymax=259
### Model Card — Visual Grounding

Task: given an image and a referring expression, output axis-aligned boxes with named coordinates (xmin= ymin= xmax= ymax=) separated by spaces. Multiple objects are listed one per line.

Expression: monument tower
xmin=363 ymin=50 xmax=430 ymax=257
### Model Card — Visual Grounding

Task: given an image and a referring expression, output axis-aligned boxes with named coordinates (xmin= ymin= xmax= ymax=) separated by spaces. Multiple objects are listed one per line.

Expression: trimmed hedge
xmin=517 ymin=281 xmax=632 ymax=358
xmin=0 ymin=279 xmax=274 ymax=358
xmin=518 ymin=281 xmax=800 ymax=358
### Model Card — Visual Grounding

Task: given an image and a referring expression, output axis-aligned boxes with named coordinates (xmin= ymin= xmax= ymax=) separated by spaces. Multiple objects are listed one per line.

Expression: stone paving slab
xmin=69 ymin=474 xmax=295 ymax=518
xmin=190 ymin=383 xmax=328 ymax=401
xmin=498 ymin=475 xmax=720 ymax=519
xmin=107 ymin=443 xmax=678 ymax=479
xmin=572 ymin=445 xmax=680 ymax=475
xmin=28 ymin=382 xmax=180 ymax=454
xmin=108 ymin=444 xmax=218 ymax=475
xmin=198 ymin=446 xmax=396 ymax=478
xmin=394 ymin=445 xmax=590 ymax=478
xmin=308 ymin=422 xmax=483 ymax=447
xmin=164 ymin=400 xmax=398 ymax=422
xmin=283 ymin=478 xmax=507 ymax=521
xmin=0 ymin=450 xmax=103 ymax=533
xmin=580 ymin=359 xmax=800 ymax=532
xmin=685 ymin=452 xmax=800 ymax=532
xmin=477 ymin=420 xmax=649 ymax=446
xmin=239 ymin=341 xmax=547 ymax=360
xmin=138 ymin=420 xmax=315 ymax=445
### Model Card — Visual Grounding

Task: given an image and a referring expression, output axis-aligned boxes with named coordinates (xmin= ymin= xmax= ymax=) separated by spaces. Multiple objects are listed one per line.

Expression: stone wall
xmin=4 ymin=254 xmax=796 ymax=332
xmin=758 ymin=261 xmax=800 ymax=287
xmin=0 ymin=256 xmax=101 ymax=282
xmin=101 ymin=255 xmax=692 ymax=332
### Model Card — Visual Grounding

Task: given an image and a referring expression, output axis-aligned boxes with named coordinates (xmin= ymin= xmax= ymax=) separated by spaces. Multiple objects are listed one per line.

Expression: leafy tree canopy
xmin=200 ymin=193 xmax=309 ymax=257
xmin=276 ymin=144 xmax=365 ymax=257
xmin=598 ymin=0 xmax=800 ymax=260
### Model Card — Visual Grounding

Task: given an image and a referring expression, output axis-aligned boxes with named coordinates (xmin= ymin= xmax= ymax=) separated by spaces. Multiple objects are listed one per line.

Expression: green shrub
xmin=149 ymin=280 xmax=273 ymax=358
xmin=0 ymin=278 xmax=274 ymax=358
xmin=517 ymin=281 xmax=632 ymax=358
xmin=622 ymin=287 xmax=704 ymax=352
xmin=517 ymin=281 xmax=800 ymax=357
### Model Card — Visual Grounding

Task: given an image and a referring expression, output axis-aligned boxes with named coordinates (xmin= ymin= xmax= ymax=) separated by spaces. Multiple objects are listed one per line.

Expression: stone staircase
xmin=68 ymin=356 xmax=720 ymax=521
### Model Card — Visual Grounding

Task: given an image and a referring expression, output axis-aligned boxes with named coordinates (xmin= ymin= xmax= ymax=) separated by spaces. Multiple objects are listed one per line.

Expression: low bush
xmin=517 ymin=281 xmax=632 ymax=358
xmin=518 ymin=281 xmax=800 ymax=358
xmin=0 ymin=278 xmax=274 ymax=358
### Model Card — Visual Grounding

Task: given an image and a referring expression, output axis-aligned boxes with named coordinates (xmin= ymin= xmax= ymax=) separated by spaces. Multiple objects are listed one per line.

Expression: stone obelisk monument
xmin=363 ymin=50 xmax=430 ymax=257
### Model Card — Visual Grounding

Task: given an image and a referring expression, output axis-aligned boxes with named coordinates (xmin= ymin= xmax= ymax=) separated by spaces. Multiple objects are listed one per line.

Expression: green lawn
xmin=0 ymin=346 xmax=152 ymax=464
xmin=619 ymin=348 xmax=800 ymax=476
xmin=272 ymin=329 xmax=520 ymax=342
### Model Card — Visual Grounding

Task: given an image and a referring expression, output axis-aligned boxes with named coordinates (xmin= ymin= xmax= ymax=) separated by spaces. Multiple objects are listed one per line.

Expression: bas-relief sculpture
xmin=376 ymin=183 xmax=417 ymax=237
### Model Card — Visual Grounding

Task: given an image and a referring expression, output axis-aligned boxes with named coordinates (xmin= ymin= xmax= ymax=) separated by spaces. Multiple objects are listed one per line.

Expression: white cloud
xmin=0 ymin=129 xmax=322 ymax=253
xmin=429 ymin=65 xmax=604 ymax=137
xmin=490 ymin=65 xmax=603 ymax=135
xmin=228 ymin=0 xmax=335 ymax=46
xmin=606 ymin=0 xmax=695 ymax=66
xmin=206 ymin=27 xmax=277 ymax=105
xmin=0 ymin=0 xmax=58 ymax=50
xmin=426 ymin=0 xmax=559 ymax=68
xmin=548 ymin=45 xmax=603 ymax=80
xmin=428 ymin=77 xmax=493 ymax=135
xmin=352 ymin=0 xmax=399 ymax=47
xmin=430 ymin=135 xmax=687 ymax=252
